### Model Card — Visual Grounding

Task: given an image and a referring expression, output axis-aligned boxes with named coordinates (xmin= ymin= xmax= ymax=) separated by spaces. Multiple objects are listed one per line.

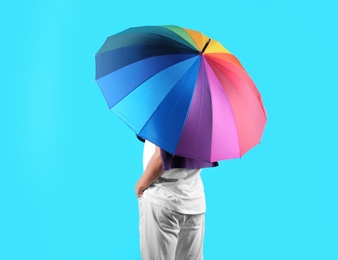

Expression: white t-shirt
xmin=142 ymin=140 xmax=206 ymax=214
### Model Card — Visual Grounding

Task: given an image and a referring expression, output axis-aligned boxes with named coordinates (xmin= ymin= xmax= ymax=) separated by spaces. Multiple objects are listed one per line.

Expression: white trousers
xmin=138 ymin=197 xmax=205 ymax=260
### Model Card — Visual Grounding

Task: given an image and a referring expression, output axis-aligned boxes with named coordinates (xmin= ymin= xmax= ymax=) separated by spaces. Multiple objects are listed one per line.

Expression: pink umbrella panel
xmin=174 ymin=53 xmax=267 ymax=161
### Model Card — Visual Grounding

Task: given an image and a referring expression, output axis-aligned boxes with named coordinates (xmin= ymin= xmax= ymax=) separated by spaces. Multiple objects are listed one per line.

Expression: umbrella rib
xmin=161 ymin=25 xmax=199 ymax=50
xmin=96 ymin=43 xmax=196 ymax=60
xmin=198 ymin=57 xmax=213 ymax=161
xmin=201 ymin=57 xmax=215 ymax=161
xmin=96 ymin=52 xmax=196 ymax=81
xmin=137 ymin=58 xmax=200 ymax=141
xmin=161 ymin=26 xmax=200 ymax=50
xmin=177 ymin=57 xmax=213 ymax=161
xmin=209 ymin=57 xmax=267 ymax=156
xmin=111 ymin=31 xmax=198 ymax=52
xmin=101 ymin=54 xmax=197 ymax=108
xmin=203 ymin=57 xmax=242 ymax=158
xmin=146 ymin=33 xmax=197 ymax=51
xmin=206 ymin=56 xmax=265 ymax=112
xmin=204 ymin=53 xmax=245 ymax=70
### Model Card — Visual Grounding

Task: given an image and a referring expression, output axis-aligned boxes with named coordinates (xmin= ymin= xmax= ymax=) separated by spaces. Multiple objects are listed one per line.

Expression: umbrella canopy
xmin=95 ymin=25 xmax=267 ymax=162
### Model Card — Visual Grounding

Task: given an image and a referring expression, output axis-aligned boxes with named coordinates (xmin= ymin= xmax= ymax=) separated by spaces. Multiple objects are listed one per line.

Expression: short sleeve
xmin=143 ymin=140 xmax=156 ymax=171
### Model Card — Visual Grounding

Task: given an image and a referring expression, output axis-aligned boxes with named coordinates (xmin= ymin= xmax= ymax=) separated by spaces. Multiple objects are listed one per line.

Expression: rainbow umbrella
xmin=95 ymin=25 xmax=267 ymax=162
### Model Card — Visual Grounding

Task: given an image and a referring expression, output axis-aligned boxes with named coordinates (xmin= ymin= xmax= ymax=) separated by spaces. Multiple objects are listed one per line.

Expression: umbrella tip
xmin=201 ymin=38 xmax=211 ymax=54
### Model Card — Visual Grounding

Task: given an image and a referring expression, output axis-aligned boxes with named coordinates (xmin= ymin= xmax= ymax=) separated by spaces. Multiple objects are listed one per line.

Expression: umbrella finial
xmin=201 ymin=38 xmax=211 ymax=54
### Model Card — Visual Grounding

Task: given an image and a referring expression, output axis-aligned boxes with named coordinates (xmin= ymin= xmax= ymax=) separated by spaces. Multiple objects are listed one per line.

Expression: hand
xmin=135 ymin=182 xmax=144 ymax=198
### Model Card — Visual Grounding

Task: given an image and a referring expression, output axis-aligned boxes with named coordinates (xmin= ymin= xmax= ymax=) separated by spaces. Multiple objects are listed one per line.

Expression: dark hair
xmin=136 ymin=135 xmax=145 ymax=143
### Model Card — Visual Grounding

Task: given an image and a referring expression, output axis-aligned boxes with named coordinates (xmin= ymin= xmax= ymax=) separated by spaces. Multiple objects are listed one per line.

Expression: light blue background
xmin=1 ymin=0 xmax=337 ymax=259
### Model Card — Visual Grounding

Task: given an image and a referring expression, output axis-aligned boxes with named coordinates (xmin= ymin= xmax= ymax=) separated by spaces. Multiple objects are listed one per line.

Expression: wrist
xmin=135 ymin=181 xmax=145 ymax=193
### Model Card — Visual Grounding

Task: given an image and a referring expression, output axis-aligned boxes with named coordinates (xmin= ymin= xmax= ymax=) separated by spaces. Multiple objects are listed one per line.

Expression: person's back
xmin=142 ymin=140 xmax=206 ymax=215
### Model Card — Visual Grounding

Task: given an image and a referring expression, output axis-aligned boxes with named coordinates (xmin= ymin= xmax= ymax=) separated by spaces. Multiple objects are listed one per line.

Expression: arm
xmin=135 ymin=145 xmax=163 ymax=198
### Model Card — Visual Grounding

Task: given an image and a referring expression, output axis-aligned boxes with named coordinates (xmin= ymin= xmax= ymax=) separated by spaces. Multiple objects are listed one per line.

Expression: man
xmin=135 ymin=139 xmax=217 ymax=260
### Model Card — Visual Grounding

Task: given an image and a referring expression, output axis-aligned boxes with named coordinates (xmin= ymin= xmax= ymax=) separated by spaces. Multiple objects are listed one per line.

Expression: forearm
xmin=136 ymin=162 xmax=163 ymax=191
xmin=136 ymin=146 xmax=163 ymax=195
